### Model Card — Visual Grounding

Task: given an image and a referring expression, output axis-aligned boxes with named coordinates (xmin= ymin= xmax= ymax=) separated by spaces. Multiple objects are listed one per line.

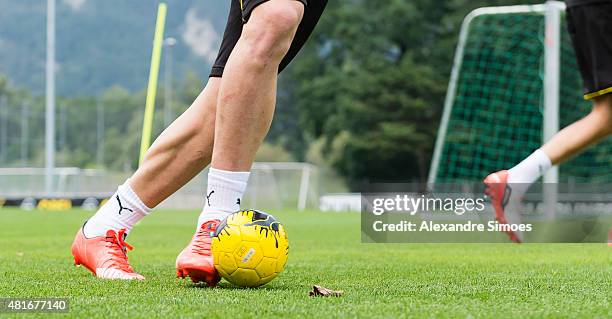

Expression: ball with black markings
xmin=212 ymin=210 xmax=289 ymax=287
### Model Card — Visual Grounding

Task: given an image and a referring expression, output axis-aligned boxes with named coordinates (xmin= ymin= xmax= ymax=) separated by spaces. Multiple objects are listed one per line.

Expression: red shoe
xmin=176 ymin=220 xmax=221 ymax=286
xmin=71 ymin=227 xmax=145 ymax=280
xmin=484 ymin=170 xmax=522 ymax=243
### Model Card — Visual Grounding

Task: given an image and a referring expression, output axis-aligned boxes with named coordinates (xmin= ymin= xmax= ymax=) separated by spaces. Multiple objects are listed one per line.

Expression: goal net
xmin=428 ymin=2 xmax=612 ymax=185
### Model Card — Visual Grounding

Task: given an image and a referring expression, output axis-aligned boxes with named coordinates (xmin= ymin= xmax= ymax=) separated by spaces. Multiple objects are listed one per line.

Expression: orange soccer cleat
xmin=71 ymin=226 xmax=145 ymax=280
xmin=484 ymin=170 xmax=523 ymax=243
xmin=176 ymin=220 xmax=221 ymax=286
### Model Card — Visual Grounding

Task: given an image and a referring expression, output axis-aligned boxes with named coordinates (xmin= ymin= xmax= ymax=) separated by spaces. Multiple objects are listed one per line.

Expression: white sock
xmin=508 ymin=149 xmax=552 ymax=193
xmin=83 ymin=181 xmax=152 ymax=237
xmin=198 ymin=168 xmax=250 ymax=228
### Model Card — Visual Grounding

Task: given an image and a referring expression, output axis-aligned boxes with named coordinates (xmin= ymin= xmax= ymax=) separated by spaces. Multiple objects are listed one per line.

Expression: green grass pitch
xmin=0 ymin=208 xmax=610 ymax=318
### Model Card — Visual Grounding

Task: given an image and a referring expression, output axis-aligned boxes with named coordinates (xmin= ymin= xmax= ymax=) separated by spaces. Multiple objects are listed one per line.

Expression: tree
xmin=281 ymin=0 xmax=448 ymax=187
xmin=279 ymin=0 xmax=543 ymax=189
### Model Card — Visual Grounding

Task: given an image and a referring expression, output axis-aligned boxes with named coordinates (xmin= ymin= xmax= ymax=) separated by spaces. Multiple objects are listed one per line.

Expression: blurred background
xmin=0 ymin=0 xmax=609 ymax=211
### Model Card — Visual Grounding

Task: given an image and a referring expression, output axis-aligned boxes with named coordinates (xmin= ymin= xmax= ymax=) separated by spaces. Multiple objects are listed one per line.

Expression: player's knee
xmin=254 ymin=3 xmax=303 ymax=39
xmin=243 ymin=3 xmax=303 ymax=63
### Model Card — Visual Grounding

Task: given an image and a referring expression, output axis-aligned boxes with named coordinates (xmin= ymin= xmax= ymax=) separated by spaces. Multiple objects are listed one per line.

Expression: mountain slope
xmin=0 ymin=0 xmax=230 ymax=95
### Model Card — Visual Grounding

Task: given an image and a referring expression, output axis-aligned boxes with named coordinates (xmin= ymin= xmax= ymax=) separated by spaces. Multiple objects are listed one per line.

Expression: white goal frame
xmin=251 ymin=162 xmax=317 ymax=211
xmin=427 ymin=1 xmax=565 ymax=216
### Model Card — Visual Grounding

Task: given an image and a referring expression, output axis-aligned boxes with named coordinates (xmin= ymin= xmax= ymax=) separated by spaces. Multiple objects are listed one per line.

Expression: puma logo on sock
xmin=206 ymin=190 xmax=215 ymax=207
xmin=116 ymin=195 xmax=134 ymax=215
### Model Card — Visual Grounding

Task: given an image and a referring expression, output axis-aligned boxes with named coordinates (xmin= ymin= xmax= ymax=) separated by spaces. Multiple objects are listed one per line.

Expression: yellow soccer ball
xmin=212 ymin=210 xmax=289 ymax=287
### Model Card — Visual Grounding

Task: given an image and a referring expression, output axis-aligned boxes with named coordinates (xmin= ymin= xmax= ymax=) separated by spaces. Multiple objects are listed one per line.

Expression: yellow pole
xmin=139 ymin=2 xmax=167 ymax=165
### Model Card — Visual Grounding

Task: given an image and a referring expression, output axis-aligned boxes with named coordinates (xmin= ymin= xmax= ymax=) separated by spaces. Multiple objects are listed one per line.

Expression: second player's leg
xmin=541 ymin=94 xmax=612 ymax=164
xmin=484 ymin=94 xmax=612 ymax=243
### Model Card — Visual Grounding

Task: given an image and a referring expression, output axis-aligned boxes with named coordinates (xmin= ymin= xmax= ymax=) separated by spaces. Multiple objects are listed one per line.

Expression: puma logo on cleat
xmin=206 ymin=190 xmax=215 ymax=206
xmin=116 ymin=195 xmax=133 ymax=215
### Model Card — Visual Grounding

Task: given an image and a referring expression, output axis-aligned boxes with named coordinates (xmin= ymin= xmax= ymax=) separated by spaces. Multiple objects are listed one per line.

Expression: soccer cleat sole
xmin=177 ymin=267 xmax=220 ymax=287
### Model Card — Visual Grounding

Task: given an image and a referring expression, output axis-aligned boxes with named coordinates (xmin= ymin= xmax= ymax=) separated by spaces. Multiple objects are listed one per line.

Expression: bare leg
xmin=541 ymin=94 xmax=612 ymax=165
xmin=212 ymin=0 xmax=305 ymax=171
xmin=175 ymin=2 xmax=305 ymax=285
xmin=129 ymin=78 xmax=220 ymax=207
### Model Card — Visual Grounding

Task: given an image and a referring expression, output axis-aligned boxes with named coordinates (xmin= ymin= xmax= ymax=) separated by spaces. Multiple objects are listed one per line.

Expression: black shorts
xmin=210 ymin=0 xmax=327 ymax=77
xmin=566 ymin=2 xmax=612 ymax=100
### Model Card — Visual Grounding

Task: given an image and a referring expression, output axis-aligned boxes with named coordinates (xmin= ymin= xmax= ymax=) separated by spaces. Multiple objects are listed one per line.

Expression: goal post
xmin=428 ymin=2 xmax=551 ymax=186
xmin=249 ymin=162 xmax=319 ymax=211
xmin=429 ymin=1 xmax=612 ymax=188
xmin=542 ymin=1 xmax=563 ymax=217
